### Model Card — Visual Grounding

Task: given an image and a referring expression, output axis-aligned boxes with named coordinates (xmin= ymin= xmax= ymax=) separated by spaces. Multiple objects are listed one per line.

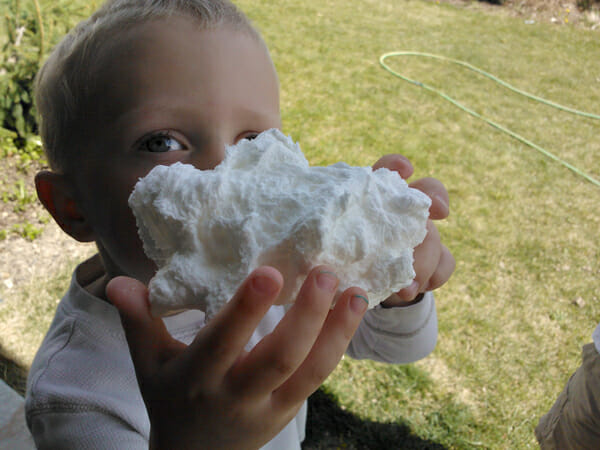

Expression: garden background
xmin=1 ymin=0 xmax=599 ymax=448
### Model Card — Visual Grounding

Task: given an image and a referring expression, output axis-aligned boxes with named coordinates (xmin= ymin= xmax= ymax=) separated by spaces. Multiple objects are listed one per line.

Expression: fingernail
xmin=252 ymin=275 xmax=278 ymax=295
xmin=316 ymin=270 xmax=338 ymax=292
xmin=350 ymin=295 xmax=369 ymax=314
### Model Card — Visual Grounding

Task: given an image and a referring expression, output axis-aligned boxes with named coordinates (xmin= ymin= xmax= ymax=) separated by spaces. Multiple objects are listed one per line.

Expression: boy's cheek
xmin=74 ymin=165 xmax=156 ymax=280
xmin=97 ymin=223 xmax=157 ymax=283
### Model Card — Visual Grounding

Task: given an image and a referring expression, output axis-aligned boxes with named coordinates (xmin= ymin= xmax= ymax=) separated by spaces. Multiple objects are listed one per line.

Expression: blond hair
xmin=35 ymin=0 xmax=262 ymax=174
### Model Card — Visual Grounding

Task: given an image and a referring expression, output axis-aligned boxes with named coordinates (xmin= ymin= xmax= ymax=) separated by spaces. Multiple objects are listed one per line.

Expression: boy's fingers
xmin=412 ymin=220 xmax=441 ymax=290
xmin=372 ymin=154 xmax=414 ymax=179
xmin=424 ymin=245 xmax=455 ymax=292
xmin=409 ymin=177 xmax=449 ymax=220
xmin=106 ymin=276 xmax=178 ymax=376
xmin=186 ymin=266 xmax=283 ymax=381
xmin=272 ymin=287 xmax=367 ymax=409
xmin=396 ymin=221 xmax=441 ymax=301
xmin=228 ymin=266 xmax=339 ymax=398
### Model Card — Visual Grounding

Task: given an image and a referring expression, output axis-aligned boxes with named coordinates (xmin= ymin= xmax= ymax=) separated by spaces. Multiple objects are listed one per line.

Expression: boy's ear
xmin=35 ymin=170 xmax=95 ymax=242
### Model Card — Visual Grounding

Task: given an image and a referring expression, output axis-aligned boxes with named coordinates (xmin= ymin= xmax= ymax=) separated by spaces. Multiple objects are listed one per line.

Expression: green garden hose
xmin=379 ymin=52 xmax=600 ymax=188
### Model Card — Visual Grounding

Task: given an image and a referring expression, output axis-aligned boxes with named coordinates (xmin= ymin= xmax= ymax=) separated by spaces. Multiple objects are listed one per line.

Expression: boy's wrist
xmin=380 ymin=292 xmax=426 ymax=308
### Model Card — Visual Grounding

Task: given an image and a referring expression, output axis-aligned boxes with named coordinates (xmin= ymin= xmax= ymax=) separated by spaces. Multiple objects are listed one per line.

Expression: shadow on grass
xmin=0 ymin=349 xmax=451 ymax=448
xmin=303 ymin=388 xmax=447 ymax=449
xmin=0 ymin=344 xmax=28 ymax=396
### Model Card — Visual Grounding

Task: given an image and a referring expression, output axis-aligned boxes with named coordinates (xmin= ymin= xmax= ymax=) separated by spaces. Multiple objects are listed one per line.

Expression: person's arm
xmin=28 ymin=411 xmax=147 ymax=450
xmin=347 ymin=291 xmax=437 ymax=363
xmin=346 ymin=155 xmax=454 ymax=364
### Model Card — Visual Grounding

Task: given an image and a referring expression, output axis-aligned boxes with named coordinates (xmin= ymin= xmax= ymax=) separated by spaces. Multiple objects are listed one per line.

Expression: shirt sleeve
xmin=28 ymin=410 xmax=147 ymax=450
xmin=346 ymin=291 xmax=437 ymax=363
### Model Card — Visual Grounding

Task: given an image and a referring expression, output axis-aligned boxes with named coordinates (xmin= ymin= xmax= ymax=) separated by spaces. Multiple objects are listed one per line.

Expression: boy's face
xmin=69 ymin=17 xmax=281 ymax=286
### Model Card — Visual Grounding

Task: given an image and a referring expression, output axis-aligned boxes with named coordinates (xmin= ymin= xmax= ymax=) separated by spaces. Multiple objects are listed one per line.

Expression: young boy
xmin=26 ymin=0 xmax=455 ymax=448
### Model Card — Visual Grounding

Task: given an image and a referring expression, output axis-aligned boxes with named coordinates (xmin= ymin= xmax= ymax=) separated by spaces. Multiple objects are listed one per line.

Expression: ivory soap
xmin=129 ymin=129 xmax=431 ymax=317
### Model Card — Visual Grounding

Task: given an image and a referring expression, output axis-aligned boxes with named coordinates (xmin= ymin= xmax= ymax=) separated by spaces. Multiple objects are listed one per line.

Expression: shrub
xmin=0 ymin=127 xmax=44 ymax=169
xmin=577 ymin=0 xmax=600 ymax=11
xmin=0 ymin=0 xmax=44 ymax=142
xmin=0 ymin=0 xmax=93 ymax=150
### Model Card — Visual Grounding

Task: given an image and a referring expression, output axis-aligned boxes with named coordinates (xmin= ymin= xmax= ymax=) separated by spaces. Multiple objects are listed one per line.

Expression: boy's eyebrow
xmin=108 ymin=101 xmax=280 ymax=139
xmin=109 ymin=99 xmax=209 ymax=130
xmin=102 ymin=102 xmax=194 ymax=145
xmin=110 ymin=102 xmax=180 ymax=128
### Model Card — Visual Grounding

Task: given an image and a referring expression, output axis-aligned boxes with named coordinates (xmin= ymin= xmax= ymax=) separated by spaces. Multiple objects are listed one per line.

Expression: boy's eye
xmin=137 ymin=132 xmax=185 ymax=152
xmin=236 ymin=132 xmax=260 ymax=143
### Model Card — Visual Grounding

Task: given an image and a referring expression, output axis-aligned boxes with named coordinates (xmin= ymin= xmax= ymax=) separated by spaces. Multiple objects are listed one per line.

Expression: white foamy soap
xmin=129 ymin=129 xmax=431 ymax=317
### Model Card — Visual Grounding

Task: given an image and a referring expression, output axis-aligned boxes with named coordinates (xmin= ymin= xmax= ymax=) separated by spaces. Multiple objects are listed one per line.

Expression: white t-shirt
xmin=26 ymin=256 xmax=437 ymax=449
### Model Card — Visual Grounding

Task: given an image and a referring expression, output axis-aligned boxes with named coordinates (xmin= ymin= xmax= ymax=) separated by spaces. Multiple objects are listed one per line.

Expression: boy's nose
xmin=189 ymin=140 xmax=226 ymax=170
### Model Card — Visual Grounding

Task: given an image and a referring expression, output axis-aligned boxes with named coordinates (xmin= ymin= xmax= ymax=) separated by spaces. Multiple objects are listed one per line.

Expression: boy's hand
xmin=107 ymin=266 xmax=368 ymax=450
xmin=373 ymin=155 xmax=455 ymax=306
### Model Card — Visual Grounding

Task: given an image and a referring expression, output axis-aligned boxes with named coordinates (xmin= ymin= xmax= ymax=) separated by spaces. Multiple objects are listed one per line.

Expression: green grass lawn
xmin=1 ymin=0 xmax=599 ymax=448
xmin=252 ymin=0 xmax=600 ymax=447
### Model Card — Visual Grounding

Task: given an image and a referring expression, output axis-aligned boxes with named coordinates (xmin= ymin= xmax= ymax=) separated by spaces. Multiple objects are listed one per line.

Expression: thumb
xmin=106 ymin=276 xmax=181 ymax=376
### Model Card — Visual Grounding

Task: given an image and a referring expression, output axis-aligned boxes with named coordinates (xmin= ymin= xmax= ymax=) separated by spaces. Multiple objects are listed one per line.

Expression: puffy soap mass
xmin=129 ymin=129 xmax=431 ymax=318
